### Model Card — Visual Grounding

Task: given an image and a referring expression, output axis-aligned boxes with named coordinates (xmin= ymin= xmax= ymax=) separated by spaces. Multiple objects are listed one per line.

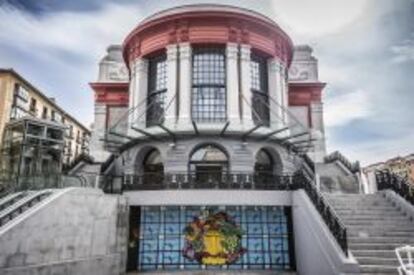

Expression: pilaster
xmin=177 ymin=43 xmax=192 ymax=127
xmin=310 ymin=102 xmax=326 ymax=162
xmin=268 ymin=59 xmax=285 ymax=129
xmin=165 ymin=44 xmax=178 ymax=127
xmin=226 ymin=43 xmax=241 ymax=125
xmin=89 ymin=103 xmax=110 ymax=162
xmin=130 ymin=58 xmax=148 ymax=130
xmin=240 ymin=44 xmax=254 ymax=127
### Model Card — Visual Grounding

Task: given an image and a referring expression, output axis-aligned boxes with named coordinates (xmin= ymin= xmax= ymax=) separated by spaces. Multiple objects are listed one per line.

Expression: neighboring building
xmin=0 ymin=69 xmax=91 ymax=169
xmin=363 ymin=154 xmax=414 ymax=190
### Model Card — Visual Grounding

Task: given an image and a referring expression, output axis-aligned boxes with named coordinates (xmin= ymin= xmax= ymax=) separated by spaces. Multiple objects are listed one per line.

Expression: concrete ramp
xmin=0 ymin=188 xmax=128 ymax=275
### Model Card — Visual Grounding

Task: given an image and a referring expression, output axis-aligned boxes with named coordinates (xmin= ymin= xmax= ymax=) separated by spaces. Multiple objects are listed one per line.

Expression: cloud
xmin=390 ymin=33 xmax=414 ymax=63
xmin=270 ymin=0 xmax=370 ymax=42
xmin=323 ymin=89 xmax=372 ymax=127
xmin=0 ymin=2 xmax=145 ymax=125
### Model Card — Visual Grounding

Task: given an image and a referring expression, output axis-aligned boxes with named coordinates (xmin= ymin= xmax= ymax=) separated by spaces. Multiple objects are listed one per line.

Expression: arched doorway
xmin=254 ymin=149 xmax=274 ymax=188
xmin=189 ymin=144 xmax=229 ymax=187
xmin=142 ymin=149 xmax=164 ymax=186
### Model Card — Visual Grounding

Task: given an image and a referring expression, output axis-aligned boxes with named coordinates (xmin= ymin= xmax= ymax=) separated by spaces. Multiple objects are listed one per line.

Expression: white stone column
xmin=268 ymin=59 xmax=284 ymax=129
xmin=281 ymin=68 xmax=289 ymax=125
xmin=165 ymin=44 xmax=178 ymax=127
xmin=240 ymin=44 xmax=254 ymax=127
xmin=89 ymin=103 xmax=110 ymax=162
xmin=177 ymin=43 xmax=192 ymax=128
xmin=226 ymin=43 xmax=240 ymax=125
xmin=310 ymin=102 xmax=327 ymax=162
xmin=130 ymin=58 xmax=148 ymax=130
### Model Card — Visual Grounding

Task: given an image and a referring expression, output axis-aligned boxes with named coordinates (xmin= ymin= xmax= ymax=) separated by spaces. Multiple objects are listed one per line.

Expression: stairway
xmin=0 ymin=190 xmax=53 ymax=228
xmin=326 ymin=193 xmax=414 ymax=274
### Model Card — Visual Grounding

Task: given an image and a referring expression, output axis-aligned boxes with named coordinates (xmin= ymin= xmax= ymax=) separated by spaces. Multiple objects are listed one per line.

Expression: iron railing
xmin=0 ymin=172 xmax=90 ymax=198
xmin=101 ymin=169 xmax=349 ymax=256
xmin=103 ymin=171 xmax=294 ymax=193
xmin=376 ymin=170 xmax=414 ymax=205
xmin=293 ymin=171 xmax=348 ymax=256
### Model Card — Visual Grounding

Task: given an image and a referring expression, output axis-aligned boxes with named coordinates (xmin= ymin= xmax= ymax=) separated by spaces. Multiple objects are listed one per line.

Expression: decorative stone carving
xmin=288 ymin=45 xmax=318 ymax=82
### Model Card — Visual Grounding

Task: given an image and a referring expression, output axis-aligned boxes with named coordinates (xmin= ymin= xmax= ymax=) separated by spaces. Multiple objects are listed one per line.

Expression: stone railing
xmin=324 ymin=151 xmax=360 ymax=173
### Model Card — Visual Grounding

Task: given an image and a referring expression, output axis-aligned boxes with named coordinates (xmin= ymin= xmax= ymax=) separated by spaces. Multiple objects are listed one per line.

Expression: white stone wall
xmin=116 ymin=137 xmax=299 ymax=176
xmin=0 ymin=188 xmax=128 ymax=275
xmin=288 ymin=45 xmax=327 ymax=162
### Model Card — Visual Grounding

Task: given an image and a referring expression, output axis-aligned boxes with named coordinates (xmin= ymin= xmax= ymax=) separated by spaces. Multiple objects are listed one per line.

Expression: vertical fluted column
xmin=165 ymin=44 xmax=178 ymax=127
xmin=240 ymin=44 xmax=254 ymax=127
xmin=226 ymin=43 xmax=240 ymax=125
xmin=310 ymin=102 xmax=326 ymax=162
xmin=89 ymin=103 xmax=110 ymax=162
xmin=268 ymin=59 xmax=285 ymax=129
xmin=177 ymin=43 xmax=192 ymax=128
xmin=130 ymin=58 xmax=148 ymax=130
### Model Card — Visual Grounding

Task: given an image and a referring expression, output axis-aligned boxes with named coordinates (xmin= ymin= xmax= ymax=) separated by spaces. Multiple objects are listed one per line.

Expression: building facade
xmin=0 ymin=69 xmax=91 ymax=173
xmin=86 ymin=5 xmax=358 ymax=273
xmin=363 ymin=153 xmax=414 ymax=192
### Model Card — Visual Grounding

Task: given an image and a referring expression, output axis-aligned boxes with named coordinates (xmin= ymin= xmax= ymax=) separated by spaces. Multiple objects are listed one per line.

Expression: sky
xmin=0 ymin=0 xmax=413 ymax=165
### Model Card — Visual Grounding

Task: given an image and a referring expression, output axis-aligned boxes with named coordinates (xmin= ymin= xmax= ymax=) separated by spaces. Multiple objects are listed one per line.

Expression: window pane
xmin=192 ymin=47 xmax=226 ymax=123
xmin=251 ymin=54 xmax=269 ymax=126
xmin=147 ymin=54 xmax=167 ymax=127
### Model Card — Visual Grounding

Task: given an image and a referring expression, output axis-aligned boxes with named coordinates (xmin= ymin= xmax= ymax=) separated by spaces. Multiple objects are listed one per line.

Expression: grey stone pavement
xmin=127 ymin=271 xmax=296 ymax=275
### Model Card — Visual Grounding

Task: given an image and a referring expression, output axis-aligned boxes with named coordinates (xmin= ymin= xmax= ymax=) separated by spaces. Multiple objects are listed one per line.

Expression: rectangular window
xmin=251 ymin=54 xmax=269 ymax=126
xmin=29 ymin=98 xmax=37 ymax=115
xmin=146 ymin=54 xmax=167 ymax=127
xmin=42 ymin=107 xmax=48 ymax=119
xmin=191 ymin=47 xmax=226 ymax=123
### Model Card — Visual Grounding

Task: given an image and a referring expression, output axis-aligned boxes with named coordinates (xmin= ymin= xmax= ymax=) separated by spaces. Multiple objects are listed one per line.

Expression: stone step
xmin=359 ymin=264 xmax=398 ymax=273
xmin=347 ymin=227 xmax=414 ymax=233
xmin=342 ymin=217 xmax=409 ymax=223
xmin=352 ymin=250 xmax=397 ymax=258
xmin=350 ymin=243 xmax=407 ymax=250
xmin=344 ymin=220 xmax=412 ymax=227
xmin=356 ymin=256 xmax=399 ymax=266
xmin=334 ymin=211 xmax=405 ymax=215
xmin=349 ymin=231 xmax=414 ymax=238
xmin=333 ymin=206 xmax=396 ymax=211
xmin=350 ymin=236 xmax=414 ymax=244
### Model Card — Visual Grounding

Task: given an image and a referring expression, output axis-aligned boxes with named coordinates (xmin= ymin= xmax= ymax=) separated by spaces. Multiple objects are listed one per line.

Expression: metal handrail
xmin=0 ymin=190 xmax=52 ymax=227
xmin=293 ymin=171 xmax=348 ymax=256
xmin=107 ymin=171 xmax=294 ymax=192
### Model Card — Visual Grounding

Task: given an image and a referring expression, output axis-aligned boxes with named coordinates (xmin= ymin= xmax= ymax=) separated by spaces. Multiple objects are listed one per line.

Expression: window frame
xmin=191 ymin=46 xmax=227 ymax=123
xmin=250 ymin=53 xmax=270 ymax=127
xmin=146 ymin=53 xmax=167 ymax=127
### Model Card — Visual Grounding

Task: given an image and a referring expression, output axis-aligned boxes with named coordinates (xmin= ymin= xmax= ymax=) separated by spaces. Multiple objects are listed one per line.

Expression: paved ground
xmin=127 ymin=271 xmax=296 ymax=275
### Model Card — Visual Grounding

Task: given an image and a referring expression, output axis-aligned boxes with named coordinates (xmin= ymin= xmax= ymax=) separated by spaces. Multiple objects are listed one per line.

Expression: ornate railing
xmin=376 ymin=170 xmax=414 ymax=205
xmin=103 ymin=171 xmax=294 ymax=192
xmin=293 ymin=171 xmax=348 ymax=256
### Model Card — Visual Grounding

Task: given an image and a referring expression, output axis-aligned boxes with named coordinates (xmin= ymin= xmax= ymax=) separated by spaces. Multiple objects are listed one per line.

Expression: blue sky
xmin=0 ymin=0 xmax=413 ymax=165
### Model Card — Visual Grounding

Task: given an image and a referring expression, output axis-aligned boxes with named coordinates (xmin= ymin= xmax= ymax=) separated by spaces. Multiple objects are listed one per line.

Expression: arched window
xmin=143 ymin=149 xmax=164 ymax=185
xmin=189 ymin=144 xmax=228 ymax=185
xmin=251 ymin=53 xmax=270 ymax=126
xmin=191 ymin=47 xmax=226 ymax=122
xmin=254 ymin=149 xmax=274 ymax=187
xmin=147 ymin=54 xmax=167 ymax=127
xmin=255 ymin=149 xmax=273 ymax=174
